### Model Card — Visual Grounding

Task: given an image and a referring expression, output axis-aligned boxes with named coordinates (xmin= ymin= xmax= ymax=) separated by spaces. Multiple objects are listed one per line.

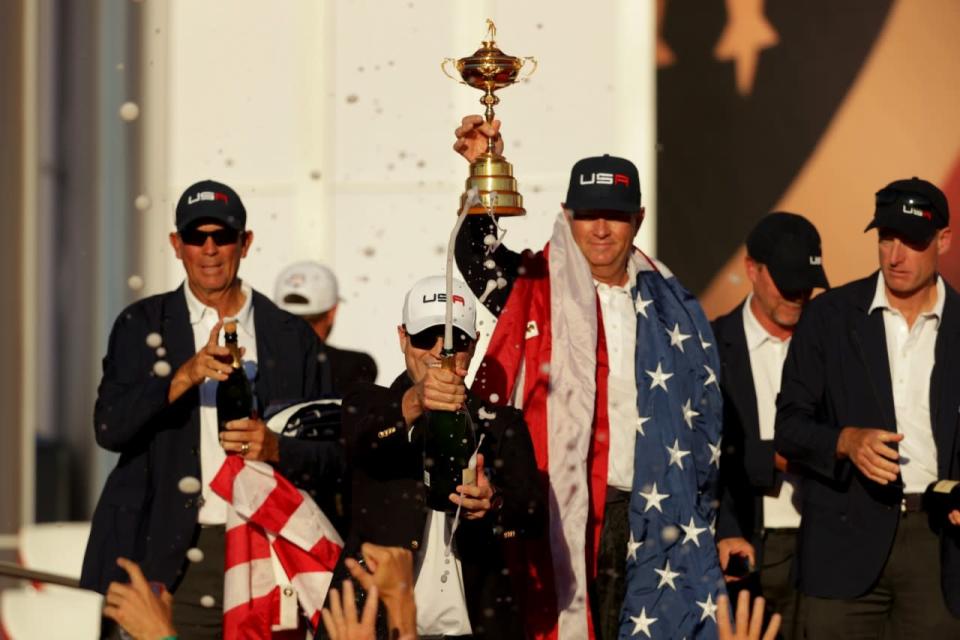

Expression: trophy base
xmin=460 ymin=153 xmax=526 ymax=216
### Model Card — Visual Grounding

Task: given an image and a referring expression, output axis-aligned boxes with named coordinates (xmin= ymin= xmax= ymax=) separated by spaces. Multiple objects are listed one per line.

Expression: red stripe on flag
xmin=247 ymin=472 xmax=304 ymax=534
xmin=210 ymin=454 xmax=245 ymax=504
xmin=223 ymin=586 xmax=276 ymax=639
xmin=225 ymin=523 xmax=272 ymax=571
xmin=272 ymin=536 xmax=341 ymax=577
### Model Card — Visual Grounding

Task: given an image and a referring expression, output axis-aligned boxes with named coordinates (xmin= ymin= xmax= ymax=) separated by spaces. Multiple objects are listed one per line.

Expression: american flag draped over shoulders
xmin=621 ymin=258 xmax=724 ymax=639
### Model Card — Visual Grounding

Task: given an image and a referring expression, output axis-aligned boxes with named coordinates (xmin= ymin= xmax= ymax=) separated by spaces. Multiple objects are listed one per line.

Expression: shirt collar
xmin=183 ymin=279 xmax=255 ymax=333
xmin=594 ymin=255 xmax=639 ymax=294
xmin=867 ymin=272 xmax=945 ymax=326
xmin=742 ymin=293 xmax=788 ymax=351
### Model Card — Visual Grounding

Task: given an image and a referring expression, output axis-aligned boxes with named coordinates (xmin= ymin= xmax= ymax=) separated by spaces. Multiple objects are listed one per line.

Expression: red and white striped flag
xmin=210 ymin=455 xmax=343 ymax=639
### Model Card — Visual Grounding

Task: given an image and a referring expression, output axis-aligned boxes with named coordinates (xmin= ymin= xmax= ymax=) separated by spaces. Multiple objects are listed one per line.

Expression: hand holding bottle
xmin=219 ymin=415 xmax=279 ymax=462
xmin=168 ymin=320 xmax=234 ymax=403
xmin=450 ymin=452 xmax=494 ymax=519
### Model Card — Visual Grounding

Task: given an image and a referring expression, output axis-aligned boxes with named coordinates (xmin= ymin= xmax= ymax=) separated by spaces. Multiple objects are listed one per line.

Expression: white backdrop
xmin=138 ymin=0 xmax=656 ymax=383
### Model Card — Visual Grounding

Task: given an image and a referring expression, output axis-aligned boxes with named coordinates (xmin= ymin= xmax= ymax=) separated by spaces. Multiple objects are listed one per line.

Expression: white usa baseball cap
xmin=402 ymin=275 xmax=476 ymax=337
xmin=274 ymin=261 xmax=340 ymax=316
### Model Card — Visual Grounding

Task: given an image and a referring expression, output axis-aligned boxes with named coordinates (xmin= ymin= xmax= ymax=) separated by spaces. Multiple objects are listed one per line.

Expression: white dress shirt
xmin=596 ymin=259 xmax=641 ymax=492
xmin=413 ymin=511 xmax=473 ymax=636
xmin=183 ymin=280 xmax=258 ymax=525
xmin=868 ymin=273 xmax=944 ymax=493
xmin=742 ymin=295 xmax=802 ymax=529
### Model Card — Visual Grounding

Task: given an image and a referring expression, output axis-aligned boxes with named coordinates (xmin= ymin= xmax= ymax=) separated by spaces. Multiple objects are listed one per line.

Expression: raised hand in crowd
xmin=167 ymin=320 xmax=233 ymax=403
xmin=322 ymin=580 xmax=381 ymax=640
xmin=103 ymin=557 xmax=177 ymax=640
xmin=452 ymin=114 xmax=503 ymax=163
xmin=344 ymin=543 xmax=417 ymax=639
xmin=717 ymin=591 xmax=781 ymax=640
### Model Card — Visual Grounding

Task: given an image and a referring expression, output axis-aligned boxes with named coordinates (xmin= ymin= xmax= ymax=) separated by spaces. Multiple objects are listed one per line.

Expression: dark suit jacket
xmin=774 ymin=273 xmax=960 ymax=613
xmin=714 ymin=302 xmax=783 ymax=555
xmin=340 ymin=373 xmax=546 ymax=639
xmin=321 ymin=342 xmax=377 ymax=397
xmin=80 ymin=285 xmax=343 ymax=594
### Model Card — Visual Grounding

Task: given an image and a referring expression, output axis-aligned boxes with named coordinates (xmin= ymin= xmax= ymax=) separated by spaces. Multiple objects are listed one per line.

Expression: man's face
xmin=169 ymin=222 xmax=252 ymax=296
xmin=567 ymin=208 xmax=644 ymax=277
xmin=878 ymin=227 xmax=951 ymax=297
xmin=397 ymin=325 xmax=475 ymax=383
xmin=745 ymin=257 xmax=812 ymax=329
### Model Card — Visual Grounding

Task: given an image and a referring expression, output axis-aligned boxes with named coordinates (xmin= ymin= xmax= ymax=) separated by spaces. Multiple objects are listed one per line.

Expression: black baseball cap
xmin=175 ymin=179 xmax=247 ymax=232
xmin=747 ymin=212 xmax=829 ymax=294
xmin=563 ymin=154 xmax=641 ymax=214
xmin=864 ymin=177 xmax=949 ymax=245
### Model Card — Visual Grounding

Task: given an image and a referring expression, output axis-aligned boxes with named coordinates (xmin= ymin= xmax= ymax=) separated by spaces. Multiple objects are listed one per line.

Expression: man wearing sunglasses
xmin=339 ymin=275 xmax=545 ymax=639
xmin=82 ymin=179 xmax=341 ymax=639
xmin=713 ymin=212 xmax=829 ymax=640
xmin=775 ymin=178 xmax=960 ymax=638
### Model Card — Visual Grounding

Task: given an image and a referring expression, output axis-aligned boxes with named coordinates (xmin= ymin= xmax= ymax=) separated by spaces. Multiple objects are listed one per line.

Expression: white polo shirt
xmin=868 ymin=273 xmax=943 ymax=493
xmin=742 ymin=295 xmax=801 ymax=529
xmin=183 ymin=280 xmax=258 ymax=525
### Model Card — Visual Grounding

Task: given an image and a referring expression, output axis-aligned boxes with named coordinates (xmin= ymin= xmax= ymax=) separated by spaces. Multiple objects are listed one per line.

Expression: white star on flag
xmin=680 ymin=516 xmax=707 ymax=547
xmin=637 ymin=415 xmax=651 ymax=436
xmin=682 ymin=398 xmax=700 ymax=429
xmin=639 ymin=483 xmax=670 ymax=513
xmin=708 ymin=441 xmax=722 ymax=467
xmin=635 ymin=294 xmax=653 ymax=318
xmin=665 ymin=322 xmax=692 ymax=352
xmin=626 ymin=530 xmax=643 ymax=562
xmin=697 ymin=592 xmax=718 ymax=622
xmin=666 ymin=439 xmax=691 ymax=470
xmin=654 ymin=559 xmax=681 ymax=590
xmin=699 ymin=332 xmax=712 ymax=350
xmin=646 ymin=362 xmax=674 ymax=391
xmin=703 ymin=364 xmax=718 ymax=388
xmin=630 ymin=607 xmax=658 ymax=637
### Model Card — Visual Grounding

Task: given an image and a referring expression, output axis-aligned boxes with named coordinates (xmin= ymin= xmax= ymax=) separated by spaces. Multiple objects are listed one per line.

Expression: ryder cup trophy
xmin=443 ymin=20 xmax=536 ymax=215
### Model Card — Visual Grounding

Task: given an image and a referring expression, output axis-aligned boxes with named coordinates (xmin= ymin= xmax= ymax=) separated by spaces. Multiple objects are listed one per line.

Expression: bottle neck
xmin=227 ymin=342 xmax=242 ymax=368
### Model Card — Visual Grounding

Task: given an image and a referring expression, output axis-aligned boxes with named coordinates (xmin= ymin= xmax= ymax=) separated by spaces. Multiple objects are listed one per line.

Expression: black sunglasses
xmin=180 ymin=227 xmax=243 ymax=247
xmin=406 ymin=325 xmax=473 ymax=352
xmin=875 ymin=188 xmax=932 ymax=210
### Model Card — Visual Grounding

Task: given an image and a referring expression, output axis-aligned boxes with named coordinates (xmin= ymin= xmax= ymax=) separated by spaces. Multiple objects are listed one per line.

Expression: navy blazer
xmin=80 ymin=285 xmax=343 ymax=593
xmin=774 ymin=273 xmax=960 ymax=614
xmin=714 ymin=302 xmax=782 ymax=555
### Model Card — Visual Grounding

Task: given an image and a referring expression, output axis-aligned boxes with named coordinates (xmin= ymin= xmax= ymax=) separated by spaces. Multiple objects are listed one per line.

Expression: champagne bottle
xmin=423 ymin=350 xmax=477 ymax=512
xmin=923 ymin=479 xmax=960 ymax=519
xmin=216 ymin=321 xmax=253 ymax=433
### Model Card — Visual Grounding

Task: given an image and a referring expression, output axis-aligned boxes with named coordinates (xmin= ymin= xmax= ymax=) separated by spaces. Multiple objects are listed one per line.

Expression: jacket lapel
xmin=849 ymin=274 xmax=897 ymax=431
xmin=932 ymin=285 xmax=960 ymax=477
xmin=719 ymin=303 xmax=760 ymax=439
xmin=162 ymin=286 xmax=201 ymax=444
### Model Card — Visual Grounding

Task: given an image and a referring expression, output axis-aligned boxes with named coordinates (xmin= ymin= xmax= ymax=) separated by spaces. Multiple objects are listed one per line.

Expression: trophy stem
xmin=482 ymin=87 xmax=499 ymax=155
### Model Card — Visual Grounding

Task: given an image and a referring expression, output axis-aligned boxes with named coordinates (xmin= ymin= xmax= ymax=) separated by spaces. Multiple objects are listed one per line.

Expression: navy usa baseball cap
xmin=175 ymin=179 xmax=247 ymax=231
xmin=865 ymin=177 xmax=949 ymax=245
xmin=747 ymin=212 xmax=829 ymax=293
xmin=563 ymin=154 xmax=641 ymax=214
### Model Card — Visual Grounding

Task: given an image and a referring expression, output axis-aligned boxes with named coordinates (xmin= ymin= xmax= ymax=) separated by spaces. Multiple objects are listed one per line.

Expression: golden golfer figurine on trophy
xmin=443 ymin=20 xmax=536 ymax=216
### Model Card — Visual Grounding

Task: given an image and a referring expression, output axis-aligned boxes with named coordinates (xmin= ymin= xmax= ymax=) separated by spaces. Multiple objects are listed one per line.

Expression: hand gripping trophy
xmin=443 ymin=20 xmax=536 ymax=216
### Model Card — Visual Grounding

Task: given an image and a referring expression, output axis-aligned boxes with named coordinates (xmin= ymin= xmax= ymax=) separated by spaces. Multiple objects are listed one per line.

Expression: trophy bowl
xmin=442 ymin=20 xmax=536 ymax=216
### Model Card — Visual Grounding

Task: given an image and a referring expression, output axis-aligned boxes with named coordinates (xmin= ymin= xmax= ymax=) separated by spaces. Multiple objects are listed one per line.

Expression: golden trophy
xmin=443 ymin=20 xmax=536 ymax=216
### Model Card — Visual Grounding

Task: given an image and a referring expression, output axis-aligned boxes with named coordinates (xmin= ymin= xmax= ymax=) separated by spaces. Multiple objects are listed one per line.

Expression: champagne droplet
xmin=178 ymin=476 xmax=201 ymax=494
xmin=145 ymin=332 xmax=162 ymax=348
xmin=200 ymin=594 xmax=216 ymax=608
xmin=186 ymin=547 xmax=204 ymax=563
xmin=127 ymin=275 xmax=144 ymax=291
xmin=153 ymin=360 xmax=172 ymax=377
xmin=118 ymin=101 xmax=140 ymax=121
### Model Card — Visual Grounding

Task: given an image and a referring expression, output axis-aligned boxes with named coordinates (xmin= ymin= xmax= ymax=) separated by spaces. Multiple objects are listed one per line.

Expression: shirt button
xmin=411 ymin=540 xmax=420 ymax=550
